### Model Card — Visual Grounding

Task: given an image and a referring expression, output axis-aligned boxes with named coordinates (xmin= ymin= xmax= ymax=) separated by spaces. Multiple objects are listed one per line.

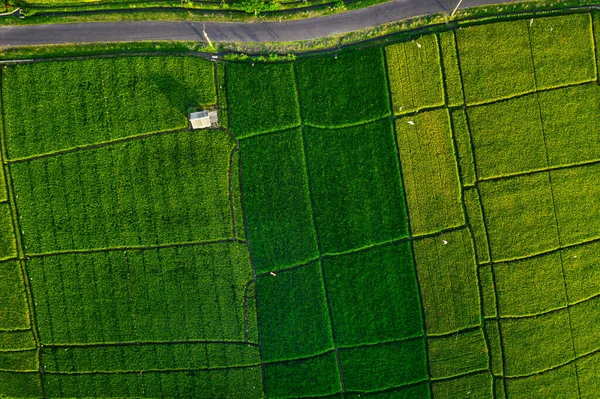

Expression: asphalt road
xmin=0 ymin=0 xmax=525 ymax=46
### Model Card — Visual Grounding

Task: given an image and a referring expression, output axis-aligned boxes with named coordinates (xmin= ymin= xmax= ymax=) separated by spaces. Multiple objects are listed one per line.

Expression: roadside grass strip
xmin=551 ymin=163 xmax=600 ymax=246
xmin=43 ymin=366 xmax=262 ymax=398
xmin=385 ymin=34 xmax=444 ymax=114
xmin=432 ymin=372 xmax=493 ymax=398
xmin=428 ymin=329 xmax=488 ymax=379
xmin=339 ymin=338 xmax=428 ymax=393
xmin=263 ymin=352 xmax=341 ymax=398
xmin=11 ymin=129 xmax=234 ymax=254
xmin=463 ymin=188 xmax=490 ymax=264
xmin=530 ymin=13 xmax=596 ymax=89
xmin=322 ymin=241 xmax=422 ymax=347
xmin=450 ymin=109 xmax=475 ymax=187
xmin=562 ymin=240 xmax=600 ymax=303
xmin=227 ymin=62 xmax=301 ymax=138
xmin=505 ymin=363 xmax=579 ymax=399
xmin=256 ymin=261 xmax=333 ymax=362
xmin=439 ymin=31 xmax=464 ymax=107
xmin=0 ymin=262 xmax=29 ymax=331
xmin=467 ymin=94 xmax=547 ymax=179
xmin=0 ymin=372 xmax=41 ymax=398
xmin=456 ymin=20 xmax=536 ymax=104
xmin=396 ymin=109 xmax=463 ymax=235
xmin=501 ymin=308 xmax=574 ymax=377
xmin=303 ymin=119 xmax=408 ymax=254
xmin=0 ymin=204 xmax=16 ymax=260
xmin=413 ymin=229 xmax=480 ymax=335
xmin=538 ymin=84 xmax=600 ymax=167
xmin=2 ymin=57 xmax=216 ymax=160
xmin=296 ymin=48 xmax=390 ymax=127
xmin=493 ymin=252 xmax=568 ymax=317
xmin=479 ymin=172 xmax=559 ymax=262
xmin=27 ymin=243 xmax=254 ymax=343
xmin=239 ymin=128 xmax=318 ymax=273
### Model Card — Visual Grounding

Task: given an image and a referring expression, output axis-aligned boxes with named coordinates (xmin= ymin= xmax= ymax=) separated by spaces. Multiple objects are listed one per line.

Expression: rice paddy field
xmin=1 ymin=10 xmax=600 ymax=399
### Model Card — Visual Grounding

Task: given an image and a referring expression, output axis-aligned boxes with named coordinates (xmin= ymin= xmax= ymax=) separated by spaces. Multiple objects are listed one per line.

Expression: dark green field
xmin=1 ymin=10 xmax=600 ymax=399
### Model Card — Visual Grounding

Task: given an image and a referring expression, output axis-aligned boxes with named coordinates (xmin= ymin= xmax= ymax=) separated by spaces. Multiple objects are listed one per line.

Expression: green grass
xmin=570 ymin=296 xmax=600 ymax=356
xmin=451 ymin=109 xmax=475 ymax=186
xmin=464 ymin=187 xmax=490 ymax=263
xmin=11 ymin=130 xmax=234 ymax=254
xmin=0 ymin=261 xmax=29 ymax=330
xmin=501 ymin=309 xmax=574 ymax=376
xmin=456 ymin=20 xmax=536 ymax=104
xmin=0 ymin=372 xmax=41 ymax=398
xmin=0 ymin=204 xmax=16 ymax=260
xmin=485 ymin=320 xmax=503 ymax=376
xmin=385 ymin=34 xmax=444 ymax=114
xmin=0 ymin=166 xmax=6 ymax=203
xmin=578 ymin=352 xmax=600 ymax=398
xmin=494 ymin=252 xmax=568 ymax=317
xmin=396 ymin=109 xmax=464 ymax=235
xmin=479 ymin=173 xmax=559 ymax=261
xmin=413 ymin=229 xmax=480 ymax=335
xmin=339 ymin=338 xmax=428 ymax=392
xmin=304 ymin=119 xmax=408 ymax=254
xmin=432 ymin=372 xmax=493 ymax=398
xmin=322 ymin=241 xmax=422 ymax=347
xmin=346 ymin=383 xmax=430 ymax=398
xmin=256 ymin=261 xmax=333 ymax=361
xmin=439 ymin=31 xmax=464 ymax=107
xmin=530 ymin=13 xmax=596 ymax=89
xmin=467 ymin=94 xmax=547 ymax=179
xmin=0 ymin=350 xmax=38 ymax=371
xmin=0 ymin=331 xmax=35 ymax=351
xmin=263 ymin=352 xmax=341 ymax=398
xmin=239 ymin=128 xmax=318 ymax=273
xmin=505 ymin=364 xmax=579 ymax=398
xmin=2 ymin=57 xmax=216 ymax=160
xmin=28 ymin=242 xmax=253 ymax=343
xmin=296 ymin=48 xmax=390 ymax=127
xmin=551 ymin=163 xmax=600 ymax=246
xmin=227 ymin=62 xmax=301 ymax=138
xmin=479 ymin=265 xmax=497 ymax=318
xmin=538 ymin=83 xmax=600 ymax=167
xmin=428 ymin=329 xmax=488 ymax=378
xmin=562 ymin=240 xmax=600 ymax=303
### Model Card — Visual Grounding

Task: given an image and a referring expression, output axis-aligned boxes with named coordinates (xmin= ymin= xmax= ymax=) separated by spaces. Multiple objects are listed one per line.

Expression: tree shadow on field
xmin=150 ymin=74 xmax=199 ymax=114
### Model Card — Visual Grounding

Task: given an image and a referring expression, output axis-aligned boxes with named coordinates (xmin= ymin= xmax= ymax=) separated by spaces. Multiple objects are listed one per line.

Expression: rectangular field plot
xmin=339 ymin=338 xmax=428 ymax=392
xmin=296 ymin=48 xmax=390 ymax=127
xmin=322 ymin=241 xmax=422 ymax=347
xmin=505 ymin=363 xmax=579 ymax=399
xmin=432 ymin=372 xmax=492 ymax=398
xmin=0 ymin=350 xmax=37 ymax=371
xmin=530 ymin=13 xmax=596 ymax=89
xmin=451 ymin=109 xmax=475 ymax=186
xmin=562 ymin=240 xmax=600 ymax=303
xmin=239 ymin=128 xmax=318 ymax=273
xmin=0 ymin=371 xmax=41 ymax=398
xmin=304 ymin=119 xmax=408 ymax=254
xmin=0 ymin=261 xmax=29 ymax=330
xmin=538 ymin=84 xmax=600 ymax=167
xmin=227 ymin=63 xmax=300 ymax=138
xmin=263 ymin=352 xmax=341 ymax=398
xmin=428 ymin=329 xmax=488 ymax=379
xmin=456 ymin=20 xmax=535 ymax=104
xmin=569 ymin=295 xmax=600 ymax=356
xmin=11 ymin=129 xmax=235 ymax=254
xmin=479 ymin=265 xmax=496 ymax=318
xmin=0 ymin=330 xmax=35 ymax=351
xmin=2 ymin=57 xmax=216 ymax=160
xmin=0 ymin=204 xmax=16 ymax=260
xmin=385 ymin=34 xmax=444 ymax=113
xmin=439 ymin=31 xmax=464 ymax=107
xmin=551 ymin=163 xmax=600 ymax=246
xmin=42 ymin=342 xmax=260 ymax=372
xmin=467 ymin=94 xmax=547 ymax=179
xmin=464 ymin=188 xmax=490 ymax=263
xmin=479 ymin=173 xmax=559 ymax=261
xmin=396 ymin=109 xmax=463 ymax=235
xmin=501 ymin=308 xmax=574 ymax=377
xmin=346 ymin=382 xmax=430 ymax=398
xmin=578 ymin=351 xmax=600 ymax=399
xmin=44 ymin=366 xmax=262 ymax=398
xmin=485 ymin=320 xmax=503 ymax=376
xmin=0 ymin=165 xmax=6 ymax=203
xmin=256 ymin=261 xmax=333 ymax=362
xmin=494 ymin=252 xmax=567 ymax=317
xmin=413 ymin=229 xmax=480 ymax=335
xmin=27 ymin=242 xmax=254 ymax=344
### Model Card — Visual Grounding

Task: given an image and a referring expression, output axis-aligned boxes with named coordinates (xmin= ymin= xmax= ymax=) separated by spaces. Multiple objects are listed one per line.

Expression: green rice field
xmin=2 ymin=10 xmax=600 ymax=398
